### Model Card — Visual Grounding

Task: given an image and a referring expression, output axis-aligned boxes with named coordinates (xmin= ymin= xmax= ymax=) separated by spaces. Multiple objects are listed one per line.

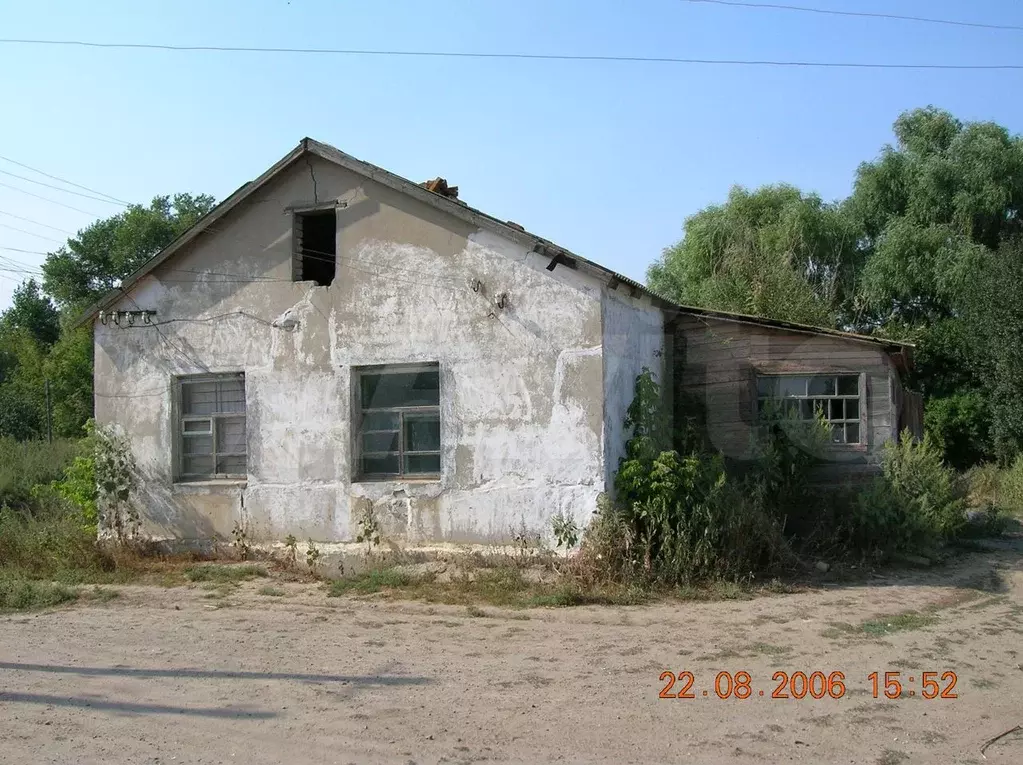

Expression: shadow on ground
xmin=813 ymin=533 xmax=1023 ymax=596
xmin=0 ymin=662 xmax=432 ymax=686
xmin=0 ymin=691 xmax=276 ymax=719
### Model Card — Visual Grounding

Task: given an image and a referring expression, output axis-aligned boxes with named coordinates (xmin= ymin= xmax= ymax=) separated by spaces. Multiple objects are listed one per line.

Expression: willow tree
xmin=647 ymin=184 xmax=859 ymax=328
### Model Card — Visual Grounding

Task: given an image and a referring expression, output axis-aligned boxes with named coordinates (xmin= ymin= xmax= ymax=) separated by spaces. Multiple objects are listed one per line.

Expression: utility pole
xmin=45 ymin=378 xmax=52 ymax=444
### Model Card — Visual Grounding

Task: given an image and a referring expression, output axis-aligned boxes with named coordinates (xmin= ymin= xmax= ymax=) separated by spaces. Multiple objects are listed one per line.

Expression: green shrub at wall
xmin=585 ymin=371 xmax=975 ymax=586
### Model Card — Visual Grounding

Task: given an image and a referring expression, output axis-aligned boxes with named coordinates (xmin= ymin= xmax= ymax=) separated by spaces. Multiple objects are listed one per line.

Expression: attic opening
xmin=293 ymin=209 xmax=337 ymax=286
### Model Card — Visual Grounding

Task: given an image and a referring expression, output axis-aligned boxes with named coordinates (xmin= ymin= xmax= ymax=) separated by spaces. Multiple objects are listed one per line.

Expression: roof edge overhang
xmin=72 ymin=140 xmax=309 ymax=328
xmin=72 ymin=136 xmax=914 ymax=376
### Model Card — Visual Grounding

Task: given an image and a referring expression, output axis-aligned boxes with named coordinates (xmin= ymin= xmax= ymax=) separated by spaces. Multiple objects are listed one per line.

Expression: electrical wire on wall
xmin=0 ymin=149 xmax=586 ymax=364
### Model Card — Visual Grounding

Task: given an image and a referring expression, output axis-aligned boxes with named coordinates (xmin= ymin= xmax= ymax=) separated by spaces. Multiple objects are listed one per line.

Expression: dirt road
xmin=2 ymin=541 xmax=1022 ymax=765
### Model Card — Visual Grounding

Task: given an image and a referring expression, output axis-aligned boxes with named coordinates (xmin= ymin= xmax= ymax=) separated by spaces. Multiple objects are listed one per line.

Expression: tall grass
xmin=0 ymin=505 xmax=112 ymax=582
xmin=967 ymin=456 xmax=1023 ymax=517
xmin=0 ymin=437 xmax=79 ymax=511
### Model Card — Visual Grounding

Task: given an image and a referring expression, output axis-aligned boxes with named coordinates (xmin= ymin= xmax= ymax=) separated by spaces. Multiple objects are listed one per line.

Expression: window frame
xmin=292 ymin=206 xmax=337 ymax=286
xmin=754 ymin=372 xmax=867 ymax=446
xmin=174 ymin=373 xmax=248 ymax=482
xmin=353 ymin=363 xmax=441 ymax=481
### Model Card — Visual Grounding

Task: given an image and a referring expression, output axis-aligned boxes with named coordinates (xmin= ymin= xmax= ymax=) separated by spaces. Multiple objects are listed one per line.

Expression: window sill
xmin=821 ymin=443 xmax=869 ymax=453
xmin=352 ymin=476 xmax=441 ymax=485
xmin=172 ymin=479 xmax=247 ymax=493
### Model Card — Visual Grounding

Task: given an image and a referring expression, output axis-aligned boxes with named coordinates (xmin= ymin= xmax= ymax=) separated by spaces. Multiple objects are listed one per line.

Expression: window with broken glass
xmin=355 ymin=365 xmax=440 ymax=479
xmin=756 ymin=374 xmax=863 ymax=444
xmin=176 ymin=373 xmax=247 ymax=479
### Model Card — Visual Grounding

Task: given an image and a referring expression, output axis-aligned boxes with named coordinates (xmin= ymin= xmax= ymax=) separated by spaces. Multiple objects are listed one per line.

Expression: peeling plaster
xmin=94 ymin=155 xmax=664 ymax=546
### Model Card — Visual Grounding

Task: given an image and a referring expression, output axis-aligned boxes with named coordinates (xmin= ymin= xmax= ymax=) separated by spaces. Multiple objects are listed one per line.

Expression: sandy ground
xmin=2 ymin=541 xmax=1022 ymax=765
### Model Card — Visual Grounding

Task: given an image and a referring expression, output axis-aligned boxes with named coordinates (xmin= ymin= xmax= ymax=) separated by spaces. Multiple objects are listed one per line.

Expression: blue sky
xmin=1 ymin=0 xmax=1022 ymax=309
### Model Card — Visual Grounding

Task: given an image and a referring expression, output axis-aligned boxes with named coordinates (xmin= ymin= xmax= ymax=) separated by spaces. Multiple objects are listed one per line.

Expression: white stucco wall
xmin=94 ymin=154 xmax=613 ymax=545
xmin=600 ymin=290 xmax=666 ymax=493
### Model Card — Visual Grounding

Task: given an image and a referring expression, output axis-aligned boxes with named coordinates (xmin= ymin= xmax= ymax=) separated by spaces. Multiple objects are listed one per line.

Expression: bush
xmin=999 ymin=456 xmax=1023 ymax=516
xmin=584 ymin=372 xmax=979 ymax=586
xmin=839 ymin=430 xmax=967 ymax=557
xmin=0 ymin=437 xmax=79 ymax=511
xmin=0 ymin=576 xmax=79 ymax=611
xmin=965 ymin=455 xmax=1023 ymax=519
xmin=0 ymin=504 xmax=112 ymax=581
xmin=924 ymin=392 xmax=991 ymax=470
xmin=880 ymin=430 xmax=966 ymax=539
xmin=582 ymin=370 xmax=812 ymax=586
xmin=50 ymin=453 xmax=98 ymax=528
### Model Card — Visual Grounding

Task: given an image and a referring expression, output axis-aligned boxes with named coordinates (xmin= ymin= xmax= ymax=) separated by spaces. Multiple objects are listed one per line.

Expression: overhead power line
xmin=0 ymin=38 xmax=1021 ymax=70
xmin=0 ymin=245 xmax=48 ymax=257
xmin=683 ymin=0 xmax=1023 ymax=32
xmin=0 ymin=181 xmax=102 ymax=216
xmin=0 ymin=222 xmax=63 ymax=243
xmin=0 ymin=209 xmax=75 ymax=235
xmin=0 ymin=168 xmax=126 ymax=206
xmin=0 ymin=153 xmax=131 ymax=205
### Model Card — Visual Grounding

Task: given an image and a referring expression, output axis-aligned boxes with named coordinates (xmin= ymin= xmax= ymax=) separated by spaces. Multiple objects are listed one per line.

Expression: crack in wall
xmin=305 ymin=155 xmax=319 ymax=202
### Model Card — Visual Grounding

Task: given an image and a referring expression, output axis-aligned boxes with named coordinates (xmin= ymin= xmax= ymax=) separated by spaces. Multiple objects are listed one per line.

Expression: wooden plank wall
xmin=900 ymin=390 xmax=924 ymax=440
xmin=675 ymin=315 xmax=900 ymax=467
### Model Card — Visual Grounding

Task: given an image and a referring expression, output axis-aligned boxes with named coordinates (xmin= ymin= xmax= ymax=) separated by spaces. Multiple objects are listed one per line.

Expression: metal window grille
xmin=176 ymin=373 xmax=247 ymax=479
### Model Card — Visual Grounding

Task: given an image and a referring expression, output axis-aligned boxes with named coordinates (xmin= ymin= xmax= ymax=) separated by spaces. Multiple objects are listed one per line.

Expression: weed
xmin=821 ymin=622 xmax=859 ymax=639
xmin=306 ymin=539 xmax=322 ymax=571
xmin=762 ymin=578 xmax=798 ymax=594
xmin=889 ymin=658 xmax=922 ymax=670
xmin=823 ymin=611 xmax=936 ymax=639
xmin=84 ymin=586 xmax=120 ymax=603
xmin=510 ymin=522 xmax=547 ymax=562
xmin=526 ymin=588 xmax=587 ymax=608
xmin=327 ymin=568 xmax=412 ymax=596
xmin=0 ymin=437 xmax=79 ymax=511
xmin=0 ymin=503 xmax=124 ymax=583
xmin=231 ymin=521 xmax=251 ymax=560
xmin=745 ymin=642 xmax=790 ymax=656
xmin=676 ymin=580 xmax=752 ymax=601
xmin=0 ymin=577 xmax=79 ymax=611
xmin=325 ymin=564 xmax=647 ymax=608
xmin=91 ymin=422 xmax=142 ymax=543
xmin=861 ymin=611 xmax=937 ymax=636
xmin=550 ymin=511 xmax=580 ymax=555
xmin=183 ymin=563 xmax=268 ymax=582
xmin=355 ymin=507 xmax=381 ymax=551
xmin=877 ymin=750 xmax=909 ymax=765
xmin=283 ymin=534 xmax=298 ymax=569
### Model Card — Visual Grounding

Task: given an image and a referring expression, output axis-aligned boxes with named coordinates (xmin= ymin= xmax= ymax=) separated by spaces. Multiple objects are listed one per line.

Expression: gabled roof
xmin=74 ymin=137 xmax=913 ymax=365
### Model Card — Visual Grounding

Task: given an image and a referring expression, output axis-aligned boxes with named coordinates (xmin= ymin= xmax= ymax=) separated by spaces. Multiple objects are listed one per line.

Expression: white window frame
xmin=174 ymin=373 xmax=247 ymax=481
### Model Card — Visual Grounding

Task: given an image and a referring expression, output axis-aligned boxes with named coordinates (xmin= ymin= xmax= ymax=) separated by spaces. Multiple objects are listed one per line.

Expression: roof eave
xmin=72 ymin=141 xmax=309 ymax=328
xmin=662 ymin=303 xmax=915 ymax=353
xmin=73 ymin=135 xmax=914 ymax=369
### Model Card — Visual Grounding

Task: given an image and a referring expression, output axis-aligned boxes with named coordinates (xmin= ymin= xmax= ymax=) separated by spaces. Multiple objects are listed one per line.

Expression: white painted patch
xmin=95 ymin=156 xmax=624 ymax=546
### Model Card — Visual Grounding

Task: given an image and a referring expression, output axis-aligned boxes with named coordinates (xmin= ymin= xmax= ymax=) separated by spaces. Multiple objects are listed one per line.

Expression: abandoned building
xmin=78 ymin=138 xmax=921 ymax=545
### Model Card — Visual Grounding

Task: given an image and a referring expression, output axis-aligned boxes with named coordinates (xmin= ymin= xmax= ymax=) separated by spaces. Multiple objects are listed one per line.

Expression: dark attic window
xmin=293 ymin=209 xmax=337 ymax=286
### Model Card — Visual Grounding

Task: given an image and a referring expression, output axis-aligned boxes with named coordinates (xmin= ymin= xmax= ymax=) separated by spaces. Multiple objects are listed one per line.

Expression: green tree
xmin=647 ymin=185 xmax=859 ymax=327
xmin=0 ymin=279 xmax=60 ymax=347
xmin=43 ymin=328 xmax=94 ymax=438
xmin=0 ymin=329 xmax=46 ymax=440
xmin=963 ymin=237 xmax=1023 ymax=464
xmin=42 ymin=193 xmax=215 ymax=313
xmin=848 ymin=107 xmax=1023 ymax=463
